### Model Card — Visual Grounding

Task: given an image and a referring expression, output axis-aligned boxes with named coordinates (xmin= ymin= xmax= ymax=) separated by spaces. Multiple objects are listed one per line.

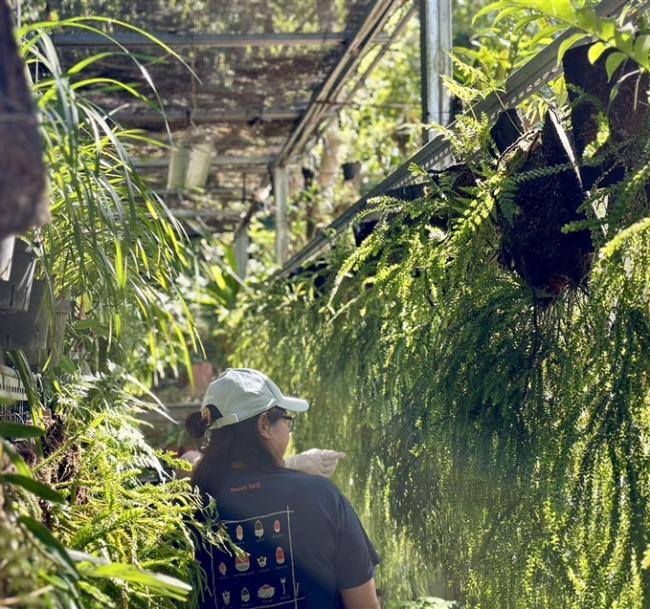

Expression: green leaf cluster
xmin=19 ymin=18 xmax=200 ymax=383
xmin=1 ymin=17 xmax=221 ymax=609
xmin=228 ymin=28 xmax=650 ymax=608
xmin=1 ymin=372 xmax=225 ymax=609
xmin=476 ymin=0 xmax=650 ymax=77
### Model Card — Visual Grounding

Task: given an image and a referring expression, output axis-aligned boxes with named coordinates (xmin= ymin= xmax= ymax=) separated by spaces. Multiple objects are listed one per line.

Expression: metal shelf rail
xmin=273 ymin=0 xmax=629 ymax=280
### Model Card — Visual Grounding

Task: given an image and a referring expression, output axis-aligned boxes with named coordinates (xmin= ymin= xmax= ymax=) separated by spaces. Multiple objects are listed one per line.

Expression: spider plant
xmin=2 ymin=16 xmax=218 ymax=609
xmin=17 ymin=17 xmax=200 ymax=386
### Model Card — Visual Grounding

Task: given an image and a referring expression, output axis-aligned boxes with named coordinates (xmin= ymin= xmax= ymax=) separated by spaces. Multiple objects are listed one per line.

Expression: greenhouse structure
xmin=1 ymin=0 xmax=650 ymax=608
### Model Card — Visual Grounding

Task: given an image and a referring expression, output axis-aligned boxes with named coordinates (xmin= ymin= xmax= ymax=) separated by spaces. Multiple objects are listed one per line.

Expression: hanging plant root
xmin=499 ymin=110 xmax=593 ymax=295
xmin=563 ymin=42 xmax=649 ymax=191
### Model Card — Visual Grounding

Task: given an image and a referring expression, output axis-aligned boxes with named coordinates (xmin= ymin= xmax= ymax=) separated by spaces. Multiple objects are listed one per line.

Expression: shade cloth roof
xmin=45 ymin=0 xmax=407 ymax=227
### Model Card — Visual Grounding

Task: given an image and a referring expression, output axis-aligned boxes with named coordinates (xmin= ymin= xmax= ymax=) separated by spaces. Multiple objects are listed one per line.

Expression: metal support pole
xmin=234 ymin=229 xmax=249 ymax=279
xmin=419 ymin=0 xmax=452 ymax=143
xmin=273 ymin=166 xmax=289 ymax=265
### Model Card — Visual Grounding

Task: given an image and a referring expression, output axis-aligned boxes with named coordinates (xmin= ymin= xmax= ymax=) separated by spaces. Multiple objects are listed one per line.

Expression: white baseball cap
xmin=201 ymin=368 xmax=309 ymax=429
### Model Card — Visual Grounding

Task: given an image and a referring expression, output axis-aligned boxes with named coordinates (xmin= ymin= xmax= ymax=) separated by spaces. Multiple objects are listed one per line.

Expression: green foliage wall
xmin=230 ymin=193 xmax=650 ymax=609
xmin=229 ymin=90 xmax=650 ymax=609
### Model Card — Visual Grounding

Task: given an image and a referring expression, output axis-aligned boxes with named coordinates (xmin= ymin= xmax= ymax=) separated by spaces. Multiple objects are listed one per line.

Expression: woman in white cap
xmin=186 ymin=368 xmax=381 ymax=609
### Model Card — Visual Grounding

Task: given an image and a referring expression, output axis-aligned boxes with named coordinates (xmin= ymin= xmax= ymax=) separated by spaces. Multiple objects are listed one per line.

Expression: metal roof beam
xmin=420 ymin=0 xmax=452 ymax=140
xmin=163 ymin=187 xmax=254 ymax=199
xmin=51 ymin=31 xmax=390 ymax=48
xmin=135 ymin=155 xmax=275 ymax=169
xmin=113 ymin=107 xmax=304 ymax=129
xmin=274 ymin=0 xmax=402 ymax=167
xmin=170 ymin=209 xmax=243 ymax=221
xmin=342 ymin=6 xmax=417 ymax=108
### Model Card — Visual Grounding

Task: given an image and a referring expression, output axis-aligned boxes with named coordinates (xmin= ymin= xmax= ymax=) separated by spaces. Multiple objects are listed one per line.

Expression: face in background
xmin=258 ymin=408 xmax=292 ymax=463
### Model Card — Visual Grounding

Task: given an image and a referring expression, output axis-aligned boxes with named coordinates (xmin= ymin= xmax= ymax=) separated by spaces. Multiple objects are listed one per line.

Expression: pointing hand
xmin=284 ymin=448 xmax=346 ymax=478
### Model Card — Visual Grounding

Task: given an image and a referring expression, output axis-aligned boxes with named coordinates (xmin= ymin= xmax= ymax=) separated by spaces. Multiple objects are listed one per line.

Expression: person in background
xmin=186 ymin=368 xmax=381 ymax=609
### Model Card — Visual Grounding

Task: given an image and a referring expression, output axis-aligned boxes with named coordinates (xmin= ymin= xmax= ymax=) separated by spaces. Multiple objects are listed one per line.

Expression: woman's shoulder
xmin=220 ymin=468 xmax=345 ymax=503
xmin=277 ymin=468 xmax=345 ymax=498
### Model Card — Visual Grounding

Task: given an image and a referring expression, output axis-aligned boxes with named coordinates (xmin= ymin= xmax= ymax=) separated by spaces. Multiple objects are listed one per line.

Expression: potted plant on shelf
xmin=166 ymin=146 xmax=190 ymax=191
xmin=185 ymin=143 xmax=214 ymax=189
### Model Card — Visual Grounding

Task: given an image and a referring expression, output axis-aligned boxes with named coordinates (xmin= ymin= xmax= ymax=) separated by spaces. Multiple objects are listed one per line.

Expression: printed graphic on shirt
xmin=254 ymin=520 xmax=264 ymax=538
xmin=235 ymin=555 xmax=250 ymax=572
xmin=216 ymin=507 xmax=306 ymax=609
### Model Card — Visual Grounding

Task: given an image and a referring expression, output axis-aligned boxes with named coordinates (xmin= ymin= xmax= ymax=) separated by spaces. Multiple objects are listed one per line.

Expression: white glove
xmin=284 ymin=448 xmax=345 ymax=478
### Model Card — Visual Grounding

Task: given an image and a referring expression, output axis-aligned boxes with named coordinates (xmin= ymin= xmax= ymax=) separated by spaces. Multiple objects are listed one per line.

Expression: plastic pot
xmin=0 ymin=365 xmax=30 ymax=428
xmin=0 ymin=240 xmax=37 ymax=312
xmin=0 ymin=235 xmax=15 ymax=281
xmin=0 ymin=280 xmax=49 ymax=352
xmin=394 ymin=130 xmax=410 ymax=151
xmin=185 ymin=143 xmax=214 ymax=189
xmin=342 ymin=161 xmax=361 ymax=181
xmin=166 ymin=147 xmax=190 ymax=190
xmin=0 ymin=364 xmax=27 ymax=403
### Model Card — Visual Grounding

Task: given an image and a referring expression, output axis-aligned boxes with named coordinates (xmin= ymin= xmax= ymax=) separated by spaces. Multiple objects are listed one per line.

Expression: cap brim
xmin=279 ymin=396 xmax=309 ymax=412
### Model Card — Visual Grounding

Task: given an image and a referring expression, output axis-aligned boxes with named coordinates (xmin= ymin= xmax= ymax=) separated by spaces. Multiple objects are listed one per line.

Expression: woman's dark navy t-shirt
xmin=196 ymin=468 xmax=379 ymax=609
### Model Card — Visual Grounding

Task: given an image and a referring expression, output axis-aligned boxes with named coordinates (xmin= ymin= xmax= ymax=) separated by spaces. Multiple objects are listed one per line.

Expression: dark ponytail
xmin=187 ymin=406 xmax=285 ymax=496
xmin=185 ymin=404 xmax=220 ymax=439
